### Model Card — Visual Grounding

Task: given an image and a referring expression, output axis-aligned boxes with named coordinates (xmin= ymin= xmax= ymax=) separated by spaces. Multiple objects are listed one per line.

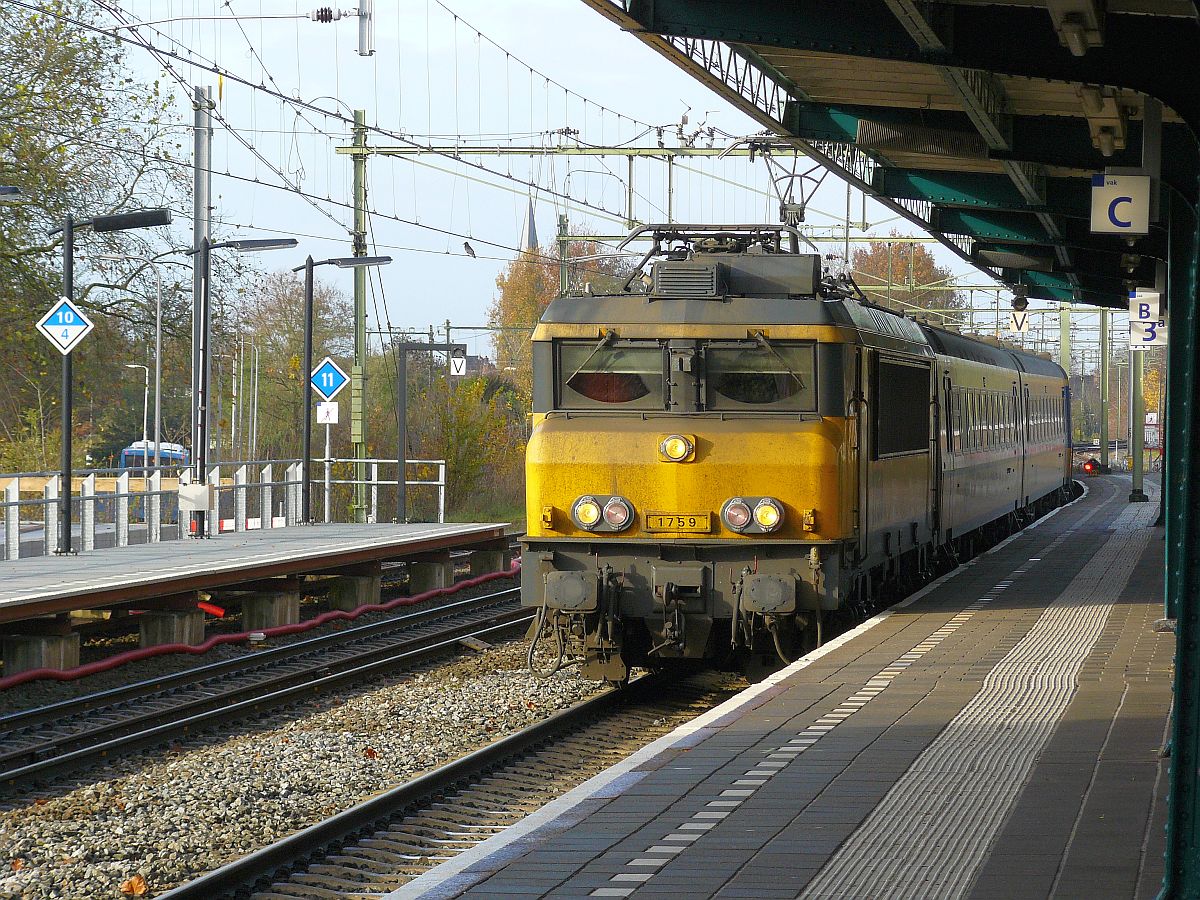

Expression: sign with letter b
xmin=1129 ymin=290 xmax=1167 ymax=349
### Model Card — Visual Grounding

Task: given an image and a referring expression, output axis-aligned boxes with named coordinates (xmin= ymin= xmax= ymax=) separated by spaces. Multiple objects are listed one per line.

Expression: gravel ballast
xmin=0 ymin=640 xmax=602 ymax=899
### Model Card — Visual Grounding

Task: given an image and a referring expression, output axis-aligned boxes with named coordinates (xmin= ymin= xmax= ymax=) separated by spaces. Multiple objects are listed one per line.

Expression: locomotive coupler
xmin=649 ymin=581 xmax=689 ymax=655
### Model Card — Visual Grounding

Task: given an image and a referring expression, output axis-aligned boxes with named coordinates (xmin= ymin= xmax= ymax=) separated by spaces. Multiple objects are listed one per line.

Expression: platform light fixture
xmin=190 ymin=235 xmax=298 ymax=537
xmin=47 ymin=207 xmax=172 ymax=555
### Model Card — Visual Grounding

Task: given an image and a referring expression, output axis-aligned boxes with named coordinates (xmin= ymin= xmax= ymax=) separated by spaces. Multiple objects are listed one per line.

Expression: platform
xmin=403 ymin=476 xmax=1170 ymax=899
xmin=0 ymin=523 xmax=507 ymax=624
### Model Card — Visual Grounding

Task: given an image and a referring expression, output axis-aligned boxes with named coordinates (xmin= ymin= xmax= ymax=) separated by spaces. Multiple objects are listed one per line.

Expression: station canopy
xmin=582 ymin=0 xmax=1199 ymax=310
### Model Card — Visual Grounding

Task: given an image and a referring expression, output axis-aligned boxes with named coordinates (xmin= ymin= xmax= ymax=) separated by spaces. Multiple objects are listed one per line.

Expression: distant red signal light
xmin=1083 ymin=458 xmax=1099 ymax=475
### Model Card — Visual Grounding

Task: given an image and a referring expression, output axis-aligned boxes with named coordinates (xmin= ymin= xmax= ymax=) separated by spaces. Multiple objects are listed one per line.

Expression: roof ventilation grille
xmin=651 ymin=261 xmax=727 ymax=298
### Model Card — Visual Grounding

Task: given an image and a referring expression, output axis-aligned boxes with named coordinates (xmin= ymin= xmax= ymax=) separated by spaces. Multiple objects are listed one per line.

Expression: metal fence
xmin=0 ymin=457 xmax=446 ymax=561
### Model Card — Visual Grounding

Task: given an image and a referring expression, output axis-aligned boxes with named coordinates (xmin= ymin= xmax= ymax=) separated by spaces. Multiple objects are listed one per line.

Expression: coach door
xmin=1013 ymin=382 xmax=1025 ymax=508
xmin=937 ymin=372 xmax=953 ymax=537
xmin=868 ymin=354 xmax=934 ymax=558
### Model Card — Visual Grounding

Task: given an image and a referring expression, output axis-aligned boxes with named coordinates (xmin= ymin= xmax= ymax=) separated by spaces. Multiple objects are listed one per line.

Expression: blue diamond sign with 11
xmin=310 ymin=356 xmax=350 ymax=401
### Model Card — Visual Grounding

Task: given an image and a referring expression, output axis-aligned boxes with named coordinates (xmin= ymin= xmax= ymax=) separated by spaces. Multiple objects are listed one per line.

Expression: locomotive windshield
xmin=706 ymin=342 xmax=816 ymax=410
xmin=554 ymin=339 xmax=817 ymax=412
xmin=558 ymin=342 xmax=665 ymax=409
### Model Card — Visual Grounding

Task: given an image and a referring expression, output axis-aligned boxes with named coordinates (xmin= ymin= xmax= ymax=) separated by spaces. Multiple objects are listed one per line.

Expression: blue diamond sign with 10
xmin=36 ymin=297 xmax=95 ymax=355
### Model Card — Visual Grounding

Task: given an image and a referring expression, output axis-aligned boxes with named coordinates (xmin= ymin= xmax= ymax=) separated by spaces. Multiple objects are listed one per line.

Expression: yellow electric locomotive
xmin=523 ymin=225 xmax=1069 ymax=682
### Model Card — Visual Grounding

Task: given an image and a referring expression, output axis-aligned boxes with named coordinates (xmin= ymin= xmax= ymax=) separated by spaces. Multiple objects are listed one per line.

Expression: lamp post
xmin=125 ymin=364 xmax=150 ymax=480
xmin=189 ymin=236 xmax=297 ymax=537
xmin=48 ymin=207 xmax=171 ymax=555
xmin=99 ymin=253 xmax=166 ymax=471
xmin=291 ymin=254 xmax=392 ymax=524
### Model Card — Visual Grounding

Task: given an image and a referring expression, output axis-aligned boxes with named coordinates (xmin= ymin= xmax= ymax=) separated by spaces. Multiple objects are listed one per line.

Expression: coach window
xmin=964 ymin=393 xmax=974 ymax=451
xmin=950 ymin=390 xmax=962 ymax=452
xmin=704 ymin=341 xmax=816 ymax=411
xmin=557 ymin=341 xmax=665 ymax=410
xmin=872 ymin=357 xmax=930 ymax=457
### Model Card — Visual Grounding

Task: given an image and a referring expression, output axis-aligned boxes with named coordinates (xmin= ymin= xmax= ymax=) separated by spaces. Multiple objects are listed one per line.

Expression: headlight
xmin=660 ymin=434 xmax=694 ymax=462
xmin=573 ymin=497 xmax=602 ymax=529
xmin=722 ymin=498 xmax=752 ymax=531
xmin=602 ymin=497 xmax=633 ymax=530
xmin=753 ymin=498 xmax=784 ymax=531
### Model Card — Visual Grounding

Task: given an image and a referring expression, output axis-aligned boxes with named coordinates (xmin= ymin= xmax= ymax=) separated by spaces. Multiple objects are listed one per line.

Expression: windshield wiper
xmin=752 ymin=331 xmax=806 ymax=390
xmin=566 ymin=331 xmax=617 ymax=384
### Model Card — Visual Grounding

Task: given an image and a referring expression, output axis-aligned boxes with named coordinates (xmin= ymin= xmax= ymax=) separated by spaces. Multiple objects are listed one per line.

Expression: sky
xmin=98 ymin=1 xmax=1112 ymax=363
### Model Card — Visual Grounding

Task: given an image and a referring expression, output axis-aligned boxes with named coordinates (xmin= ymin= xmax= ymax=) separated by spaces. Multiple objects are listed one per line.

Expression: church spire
xmin=519 ymin=197 xmax=538 ymax=253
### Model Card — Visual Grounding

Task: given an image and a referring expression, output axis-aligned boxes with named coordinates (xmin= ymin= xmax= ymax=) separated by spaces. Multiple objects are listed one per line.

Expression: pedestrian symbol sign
xmin=310 ymin=357 xmax=349 ymax=401
xmin=36 ymin=297 xmax=94 ymax=355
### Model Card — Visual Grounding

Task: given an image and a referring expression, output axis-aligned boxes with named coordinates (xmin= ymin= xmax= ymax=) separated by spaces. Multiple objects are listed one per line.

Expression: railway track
xmin=160 ymin=669 xmax=744 ymax=899
xmin=0 ymin=587 xmax=529 ymax=795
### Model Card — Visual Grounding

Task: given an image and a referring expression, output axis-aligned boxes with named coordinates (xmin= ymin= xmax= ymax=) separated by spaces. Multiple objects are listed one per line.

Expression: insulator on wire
xmin=310 ymin=7 xmax=341 ymax=23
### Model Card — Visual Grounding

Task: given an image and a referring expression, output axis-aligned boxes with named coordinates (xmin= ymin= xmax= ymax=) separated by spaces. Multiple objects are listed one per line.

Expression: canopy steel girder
xmin=619 ymin=0 xmax=1199 ymax=125
xmin=881 ymin=0 xmax=1073 ymax=278
xmin=873 ymin=169 xmax=1090 ymax=218
xmin=974 ymin=240 xmax=1160 ymax=286
xmin=581 ymin=2 xmax=1200 ymax=895
xmin=782 ymin=99 xmax=1199 ymax=204
xmin=781 ymin=99 xmax=1175 ymax=292
xmin=1000 ymin=267 xmax=1136 ymax=305
xmin=611 ymin=0 xmax=1198 ymax=290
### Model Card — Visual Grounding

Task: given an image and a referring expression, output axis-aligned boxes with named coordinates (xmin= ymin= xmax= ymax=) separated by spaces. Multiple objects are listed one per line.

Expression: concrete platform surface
xmin=400 ymin=476 xmax=1170 ymax=899
xmin=0 ymin=522 xmax=506 ymax=624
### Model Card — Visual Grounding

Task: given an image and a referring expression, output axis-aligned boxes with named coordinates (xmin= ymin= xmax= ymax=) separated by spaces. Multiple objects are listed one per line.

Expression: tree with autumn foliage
xmin=1 ymin=1 xmax=190 ymax=468
xmin=851 ymin=232 xmax=965 ymax=316
xmin=487 ymin=237 xmax=633 ymax=401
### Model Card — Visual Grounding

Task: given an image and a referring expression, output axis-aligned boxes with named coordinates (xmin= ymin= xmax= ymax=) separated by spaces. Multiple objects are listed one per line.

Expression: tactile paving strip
xmin=800 ymin=498 xmax=1157 ymax=900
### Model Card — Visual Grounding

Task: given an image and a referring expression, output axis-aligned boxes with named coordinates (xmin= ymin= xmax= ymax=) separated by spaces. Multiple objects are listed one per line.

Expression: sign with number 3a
xmin=1129 ymin=290 xmax=1167 ymax=349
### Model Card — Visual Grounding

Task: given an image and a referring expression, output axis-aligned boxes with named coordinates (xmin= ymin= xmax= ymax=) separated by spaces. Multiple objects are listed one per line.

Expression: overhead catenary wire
xmin=48 ymin=0 xmax=941 ymax=288
xmin=56 ymin=0 xmax=653 ymax=227
xmin=58 ymin=0 xmax=851 ymax=251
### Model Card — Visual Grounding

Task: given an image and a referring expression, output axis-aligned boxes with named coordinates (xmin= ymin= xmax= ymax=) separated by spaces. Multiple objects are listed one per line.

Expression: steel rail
xmin=0 ymin=587 xmax=519 ymax=735
xmin=159 ymin=675 xmax=659 ymax=899
xmin=0 ymin=605 xmax=531 ymax=792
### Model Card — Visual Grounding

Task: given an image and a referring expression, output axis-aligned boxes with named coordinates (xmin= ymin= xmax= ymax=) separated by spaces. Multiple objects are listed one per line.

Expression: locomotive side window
xmin=872 ymin=357 xmax=930 ymax=457
xmin=557 ymin=342 xmax=665 ymax=409
xmin=704 ymin=342 xmax=816 ymax=411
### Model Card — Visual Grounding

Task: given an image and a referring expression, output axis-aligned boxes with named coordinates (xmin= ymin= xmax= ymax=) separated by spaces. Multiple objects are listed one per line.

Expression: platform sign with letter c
xmin=1091 ymin=174 xmax=1150 ymax=235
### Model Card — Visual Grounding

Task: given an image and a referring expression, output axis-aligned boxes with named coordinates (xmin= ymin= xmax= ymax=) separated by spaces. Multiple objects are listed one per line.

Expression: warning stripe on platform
xmin=801 ymin=498 xmax=1157 ymax=899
